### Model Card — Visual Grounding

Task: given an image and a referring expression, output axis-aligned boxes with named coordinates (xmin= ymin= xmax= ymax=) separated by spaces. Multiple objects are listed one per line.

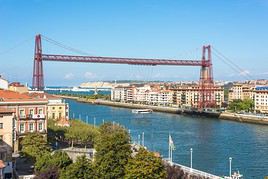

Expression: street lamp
xmin=229 ymin=157 xmax=232 ymax=177
xmin=190 ymin=148 xmax=193 ymax=169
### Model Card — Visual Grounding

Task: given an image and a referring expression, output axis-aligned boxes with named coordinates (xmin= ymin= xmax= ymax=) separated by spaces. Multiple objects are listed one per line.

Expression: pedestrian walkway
xmin=171 ymin=161 xmax=222 ymax=179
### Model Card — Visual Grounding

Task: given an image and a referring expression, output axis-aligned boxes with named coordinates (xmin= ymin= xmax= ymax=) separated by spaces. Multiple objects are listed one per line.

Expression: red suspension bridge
xmin=32 ymin=34 xmax=214 ymax=109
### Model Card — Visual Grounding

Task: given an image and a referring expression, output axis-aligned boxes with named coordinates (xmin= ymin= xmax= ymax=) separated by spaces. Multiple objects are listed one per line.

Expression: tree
xmin=228 ymin=99 xmax=254 ymax=112
xmin=125 ymin=148 xmax=167 ymax=179
xmin=21 ymin=133 xmax=50 ymax=161
xmin=65 ymin=120 xmax=99 ymax=148
xmin=60 ymin=155 xmax=94 ymax=179
xmin=35 ymin=151 xmax=72 ymax=172
xmin=34 ymin=166 xmax=60 ymax=179
xmin=94 ymin=122 xmax=131 ymax=179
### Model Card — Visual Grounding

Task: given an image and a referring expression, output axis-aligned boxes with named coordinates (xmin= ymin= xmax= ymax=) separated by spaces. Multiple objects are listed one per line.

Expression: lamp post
xmin=142 ymin=132 xmax=144 ymax=146
xmin=229 ymin=157 xmax=232 ymax=177
xmin=190 ymin=148 xmax=193 ymax=169
xmin=93 ymin=117 xmax=96 ymax=128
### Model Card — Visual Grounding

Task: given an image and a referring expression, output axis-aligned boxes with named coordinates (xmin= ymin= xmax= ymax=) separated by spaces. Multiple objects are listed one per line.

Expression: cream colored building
xmin=47 ymin=98 xmax=69 ymax=120
xmin=254 ymin=86 xmax=268 ymax=113
xmin=0 ymin=109 xmax=14 ymax=162
xmin=8 ymin=82 xmax=29 ymax=94
xmin=171 ymin=85 xmax=224 ymax=108
xmin=228 ymin=83 xmax=254 ymax=102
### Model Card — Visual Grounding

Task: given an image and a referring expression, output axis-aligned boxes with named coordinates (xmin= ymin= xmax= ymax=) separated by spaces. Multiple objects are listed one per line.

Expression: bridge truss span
xmin=32 ymin=34 xmax=215 ymax=109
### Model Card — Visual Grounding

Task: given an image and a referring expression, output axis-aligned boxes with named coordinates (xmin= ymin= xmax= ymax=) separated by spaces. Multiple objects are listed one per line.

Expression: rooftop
xmin=0 ymin=90 xmax=47 ymax=103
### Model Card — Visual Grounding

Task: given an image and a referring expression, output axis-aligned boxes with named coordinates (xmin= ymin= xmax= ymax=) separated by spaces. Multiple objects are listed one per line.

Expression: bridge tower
xmin=199 ymin=45 xmax=215 ymax=109
xmin=32 ymin=34 xmax=44 ymax=90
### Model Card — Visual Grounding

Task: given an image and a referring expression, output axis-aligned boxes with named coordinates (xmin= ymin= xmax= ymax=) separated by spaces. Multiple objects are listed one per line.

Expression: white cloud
xmin=239 ymin=70 xmax=250 ymax=76
xmin=64 ymin=73 xmax=75 ymax=80
xmin=84 ymin=72 xmax=97 ymax=79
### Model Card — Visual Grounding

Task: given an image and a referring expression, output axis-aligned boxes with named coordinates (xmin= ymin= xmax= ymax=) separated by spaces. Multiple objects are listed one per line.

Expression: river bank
xmin=56 ymin=95 xmax=268 ymax=125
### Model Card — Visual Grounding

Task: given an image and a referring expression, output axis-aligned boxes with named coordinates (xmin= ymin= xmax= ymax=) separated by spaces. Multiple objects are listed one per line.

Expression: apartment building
xmin=0 ymin=90 xmax=48 ymax=152
xmin=228 ymin=83 xmax=254 ymax=102
xmin=0 ymin=76 xmax=8 ymax=90
xmin=0 ymin=109 xmax=14 ymax=162
xmin=171 ymin=85 xmax=224 ymax=108
xmin=254 ymin=86 xmax=268 ymax=113
xmin=8 ymin=82 xmax=29 ymax=94
xmin=111 ymin=86 xmax=134 ymax=102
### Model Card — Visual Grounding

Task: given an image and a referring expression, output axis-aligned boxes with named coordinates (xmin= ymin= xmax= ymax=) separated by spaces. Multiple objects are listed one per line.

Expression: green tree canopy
xmin=94 ymin=122 xmax=131 ymax=179
xmin=60 ymin=155 xmax=94 ymax=179
xmin=21 ymin=133 xmax=50 ymax=161
xmin=125 ymin=148 xmax=167 ymax=179
xmin=228 ymin=99 xmax=254 ymax=112
xmin=35 ymin=151 xmax=72 ymax=172
xmin=65 ymin=120 xmax=99 ymax=148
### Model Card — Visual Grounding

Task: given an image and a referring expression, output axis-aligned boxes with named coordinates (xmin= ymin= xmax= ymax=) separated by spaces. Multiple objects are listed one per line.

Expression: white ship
xmin=132 ymin=109 xmax=153 ymax=114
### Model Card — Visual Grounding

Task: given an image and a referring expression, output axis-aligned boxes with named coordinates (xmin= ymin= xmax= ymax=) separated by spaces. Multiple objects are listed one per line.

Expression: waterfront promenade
xmin=57 ymin=94 xmax=268 ymax=125
xmin=66 ymin=98 xmax=268 ymax=178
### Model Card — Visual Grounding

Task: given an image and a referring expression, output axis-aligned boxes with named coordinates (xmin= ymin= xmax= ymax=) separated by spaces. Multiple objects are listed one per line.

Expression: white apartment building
xmin=111 ymin=86 xmax=134 ymax=102
xmin=254 ymin=86 xmax=268 ymax=113
xmin=0 ymin=76 xmax=8 ymax=90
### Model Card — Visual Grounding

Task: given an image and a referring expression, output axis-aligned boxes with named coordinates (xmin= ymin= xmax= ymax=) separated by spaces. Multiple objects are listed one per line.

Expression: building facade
xmin=111 ymin=84 xmax=224 ymax=108
xmin=228 ymin=83 xmax=254 ymax=102
xmin=0 ymin=90 xmax=48 ymax=152
xmin=0 ymin=109 xmax=14 ymax=162
xmin=254 ymin=86 xmax=268 ymax=113
xmin=0 ymin=76 xmax=8 ymax=90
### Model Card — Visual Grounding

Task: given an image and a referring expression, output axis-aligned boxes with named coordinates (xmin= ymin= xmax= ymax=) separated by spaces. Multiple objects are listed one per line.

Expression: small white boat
xmin=132 ymin=109 xmax=153 ymax=114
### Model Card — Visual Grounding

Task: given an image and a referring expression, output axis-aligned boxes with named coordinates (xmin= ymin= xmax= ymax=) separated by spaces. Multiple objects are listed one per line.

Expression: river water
xmin=64 ymin=98 xmax=268 ymax=179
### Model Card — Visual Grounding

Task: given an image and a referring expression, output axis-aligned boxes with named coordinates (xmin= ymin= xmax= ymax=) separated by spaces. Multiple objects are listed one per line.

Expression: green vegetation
xmin=228 ymin=99 xmax=254 ymax=112
xmin=65 ymin=120 xmax=99 ymax=148
xmin=60 ymin=155 xmax=94 ymax=179
xmin=125 ymin=148 xmax=167 ymax=179
xmin=21 ymin=133 xmax=51 ymax=161
xmin=22 ymin=121 xmax=171 ymax=179
xmin=59 ymin=93 xmax=110 ymax=100
xmin=94 ymin=122 xmax=131 ymax=178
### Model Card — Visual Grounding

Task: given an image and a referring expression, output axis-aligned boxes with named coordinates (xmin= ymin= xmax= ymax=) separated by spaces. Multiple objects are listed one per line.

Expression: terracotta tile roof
xmin=0 ymin=90 xmax=47 ymax=102
xmin=27 ymin=92 xmax=61 ymax=100
xmin=9 ymin=82 xmax=25 ymax=87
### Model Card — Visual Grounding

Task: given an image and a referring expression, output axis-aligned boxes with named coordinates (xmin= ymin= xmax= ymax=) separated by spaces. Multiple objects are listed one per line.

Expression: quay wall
xmin=219 ymin=112 xmax=268 ymax=125
xmin=55 ymin=95 xmax=268 ymax=125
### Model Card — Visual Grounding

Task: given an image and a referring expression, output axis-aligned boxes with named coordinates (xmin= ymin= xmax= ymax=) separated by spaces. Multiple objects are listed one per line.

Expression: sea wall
xmin=219 ymin=112 xmax=268 ymax=125
xmin=55 ymin=95 xmax=268 ymax=125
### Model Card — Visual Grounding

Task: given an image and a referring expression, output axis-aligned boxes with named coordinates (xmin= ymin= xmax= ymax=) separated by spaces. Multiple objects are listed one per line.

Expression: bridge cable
xmin=42 ymin=35 xmax=97 ymax=56
xmin=212 ymin=47 xmax=253 ymax=80
xmin=0 ymin=37 xmax=33 ymax=55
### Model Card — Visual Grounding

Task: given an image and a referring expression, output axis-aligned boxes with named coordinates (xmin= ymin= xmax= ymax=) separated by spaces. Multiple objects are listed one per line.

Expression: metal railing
xmin=172 ymin=162 xmax=222 ymax=179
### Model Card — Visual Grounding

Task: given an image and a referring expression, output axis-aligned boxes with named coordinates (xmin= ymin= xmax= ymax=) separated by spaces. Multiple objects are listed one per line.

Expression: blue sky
xmin=0 ymin=0 xmax=268 ymax=86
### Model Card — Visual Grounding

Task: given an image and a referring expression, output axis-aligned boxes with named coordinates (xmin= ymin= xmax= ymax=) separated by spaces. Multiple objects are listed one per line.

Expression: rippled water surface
xmin=66 ymin=99 xmax=268 ymax=178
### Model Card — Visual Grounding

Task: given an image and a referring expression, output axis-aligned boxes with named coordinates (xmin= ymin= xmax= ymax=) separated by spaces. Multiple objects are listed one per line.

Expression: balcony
xmin=18 ymin=114 xmax=46 ymax=120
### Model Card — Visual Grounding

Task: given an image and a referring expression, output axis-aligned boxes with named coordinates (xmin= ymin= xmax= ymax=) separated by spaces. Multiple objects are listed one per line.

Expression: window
xmin=0 ymin=123 xmax=3 ymax=129
xmin=29 ymin=123 xmax=34 ymax=132
xmin=0 ymin=135 xmax=3 ymax=141
xmin=59 ymin=107 xmax=62 ymax=110
xmin=52 ymin=107 xmax=55 ymax=110
xmin=52 ymin=113 xmax=55 ymax=119
xmin=38 ymin=108 xmax=43 ymax=114
xmin=19 ymin=109 xmax=25 ymax=117
xmin=20 ymin=123 xmax=25 ymax=133
xmin=38 ymin=123 xmax=43 ymax=131
xmin=59 ymin=112 xmax=62 ymax=119
xmin=29 ymin=109 xmax=34 ymax=115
